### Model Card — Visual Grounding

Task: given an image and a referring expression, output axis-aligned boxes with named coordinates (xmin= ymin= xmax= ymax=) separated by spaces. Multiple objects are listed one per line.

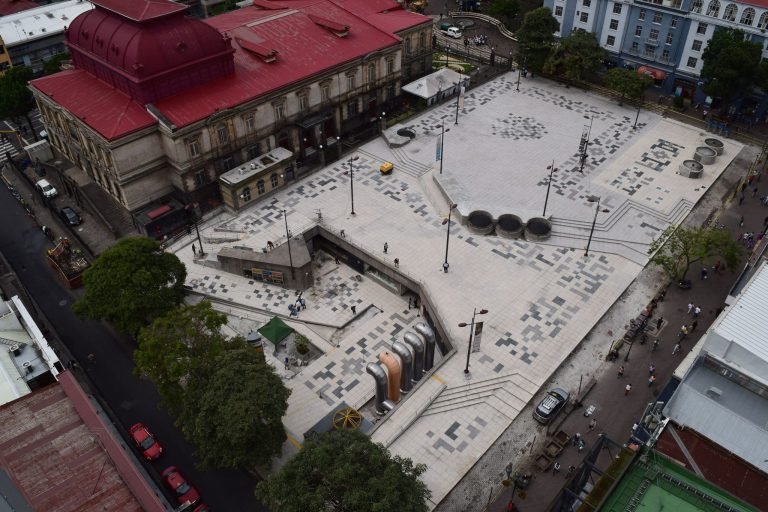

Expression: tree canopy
xmin=487 ymin=0 xmax=519 ymax=28
xmin=700 ymin=28 xmax=764 ymax=108
xmin=544 ymin=29 xmax=604 ymax=83
xmin=73 ymin=237 xmax=187 ymax=335
xmin=648 ymin=226 xmax=742 ymax=282
xmin=0 ymin=66 xmax=37 ymax=141
xmin=256 ymin=429 xmax=431 ymax=512
xmin=42 ymin=54 xmax=70 ymax=76
xmin=516 ymin=7 xmax=559 ymax=73
xmin=178 ymin=346 xmax=290 ymax=469
xmin=604 ymin=68 xmax=653 ymax=105
xmin=134 ymin=301 xmax=229 ymax=414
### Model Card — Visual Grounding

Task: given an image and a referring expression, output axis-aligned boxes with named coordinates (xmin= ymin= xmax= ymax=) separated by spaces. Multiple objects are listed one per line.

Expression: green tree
xmin=648 ymin=226 xmax=742 ymax=283
xmin=516 ymin=7 xmax=559 ymax=74
xmin=0 ymin=66 xmax=38 ymax=141
xmin=604 ymin=68 xmax=653 ymax=105
xmin=544 ymin=29 xmax=604 ymax=83
xmin=257 ymin=429 xmax=431 ymax=512
xmin=179 ymin=347 xmax=290 ymax=470
xmin=42 ymin=53 xmax=70 ymax=76
xmin=73 ymin=237 xmax=187 ymax=335
xmin=700 ymin=28 xmax=762 ymax=110
xmin=488 ymin=0 xmax=519 ymax=28
xmin=134 ymin=301 xmax=229 ymax=414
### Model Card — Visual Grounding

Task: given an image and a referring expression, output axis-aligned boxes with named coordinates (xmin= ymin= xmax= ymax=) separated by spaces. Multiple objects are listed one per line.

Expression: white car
xmin=35 ymin=179 xmax=58 ymax=199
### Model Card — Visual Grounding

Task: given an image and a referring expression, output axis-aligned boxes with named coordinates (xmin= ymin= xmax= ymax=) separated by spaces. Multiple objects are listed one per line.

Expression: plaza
xmin=170 ymin=72 xmax=741 ymax=508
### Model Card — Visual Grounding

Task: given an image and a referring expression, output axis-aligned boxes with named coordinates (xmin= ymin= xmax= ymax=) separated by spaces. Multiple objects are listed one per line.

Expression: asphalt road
xmin=0 ymin=182 xmax=265 ymax=511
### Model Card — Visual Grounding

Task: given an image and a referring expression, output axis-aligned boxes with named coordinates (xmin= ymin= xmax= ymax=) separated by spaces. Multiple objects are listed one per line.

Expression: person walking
xmin=567 ymin=465 xmax=576 ymax=477
xmin=350 ymin=305 xmax=357 ymax=315
xmin=408 ymin=297 xmax=413 ymax=309
xmin=617 ymin=365 xmax=625 ymax=378
xmin=652 ymin=338 xmax=660 ymax=352
xmin=648 ymin=375 xmax=657 ymax=387
xmin=691 ymin=320 xmax=698 ymax=332
xmin=687 ymin=303 xmax=694 ymax=314
xmin=553 ymin=462 xmax=561 ymax=475
xmin=693 ymin=306 xmax=701 ymax=318
xmin=673 ymin=342 xmax=681 ymax=354
xmin=656 ymin=317 xmax=663 ymax=331
xmin=648 ymin=363 xmax=656 ymax=375
xmin=701 ymin=268 xmax=708 ymax=280
xmin=624 ymin=383 xmax=632 ymax=396
xmin=394 ymin=257 xmax=399 ymax=268
xmin=384 ymin=242 xmax=389 ymax=253
xmin=192 ymin=243 xmax=197 ymax=256
xmin=588 ymin=418 xmax=597 ymax=431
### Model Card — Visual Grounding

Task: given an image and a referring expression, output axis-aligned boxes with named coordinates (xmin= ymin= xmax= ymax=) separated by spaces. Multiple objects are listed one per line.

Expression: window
xmin=706 ymin=0 xmax=719 ymax=17
xmin=348 ymin=100 xmax=358 ymax=116
xmin=222 ymin=156 xmax=235 ymax=170
xmin=299 ymin=94 xmax=309 ymax=111
xmin=241 ymin=186 xmax=251 ymax=202
xmin=405 ymin=38 xmax=411 ymax=55
xmin=217 ymin=125 xmax=228 ymax=144
xmin=386 ymin=58 xmax=394 ymax=74
xmin=580 ymin=11 xmax=589 ymax=22
xmin=666 ymin=32 xmax=674 ymax=44
xmin=270 ymin=173 xmax=279 ymax=188
xmin=697 ymin=22 xmax=708 ymax=34
xmin=606 ymin=35 xmax=616 ymax=46
xmin=723 ymin=3 xmax=736 ymax=20
xmin=649 ymin=28 xmax=659 ymax=40
xmin=671 ymin=16 xmax=678 ymax=28
xmin=644 ymin=44 xmax=655 ymax=56
xmin=760 ymin=12 xmax=768 ymax=29
xmin=613 ymin=3 xmax=622 ymax=14
xmin=583 ymin=0 xmax=591 ymax=6
xmin=662 ymin=48 xmax=670 ymax=60
xmin=687 ymin=56 xmax=698 ymax=67
xmin=257 ymin=180 xmax=265 ymax=195
xmin=635 ymin=25 xmax=643 ymax=36
xmin=639 ymin=8 xmax=646 ymax=20
xmin=419 ymin=32 xmax=426 ymax=49
xmin=368 ymin=63 xmax=376 ymax=83
xmin=187 ymin=139 xmax=200 ymax=157
xmin=274 ymin=103 xmax=284 ymax=121
xmin=691 ymin=0 xmax=702 ymax=12
xmin=555 ymin=5 xmax=563 ymax=15
xmin=247 ymin=145 xmax=260 ymax=160
xmin=194 ymin=169 xmax=207 ymax=186
xmin=346 ymin=74 xmax=355 ymax=90
xmin=610 ymin=19 xmax=619 ymax=30
xmin=741 ymin=7 xmax=755 ymax=25
xmin=653 ymin=12 xmax=662 ymax=23
xmin=631 ymin=41 xmax=639 ymax=51
xmin=692 ymin=39 xmax=702 ymax=51
xmin=244 ymin=114 xmax=255 ymax=133
xmin=321 ymin=84 xmax=330 ymax=101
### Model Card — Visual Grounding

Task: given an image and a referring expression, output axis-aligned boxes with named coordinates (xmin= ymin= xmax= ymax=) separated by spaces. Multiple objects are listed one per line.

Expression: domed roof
xmin=67 ymin=6 xmax=232 ymax=80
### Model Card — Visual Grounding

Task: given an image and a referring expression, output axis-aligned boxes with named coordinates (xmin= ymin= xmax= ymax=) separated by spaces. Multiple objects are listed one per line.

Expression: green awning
xmin=257 ymin=316 xmax=294 ymax=345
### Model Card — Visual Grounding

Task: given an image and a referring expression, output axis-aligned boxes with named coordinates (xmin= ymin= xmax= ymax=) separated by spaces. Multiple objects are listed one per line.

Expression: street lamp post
xmin=633 ymin=97 xmax=642 ymax=130
xmin=282 ymin=209 xmax=295 ymax=279
xmin=347 ymin=155 xmax=359 ymax=215
xmin=454 ymin=82 xmax=461 ymax=125
xmin=516 ymin=54 xmax=527 ymax=92
xmin=439 ymin=122 xmax=450 ymax=175
xmin=543 ymin=160 xmax=558 ymax=217
xmin=379 ymin=111 xmax=387 ymax=133
xmin=579 ymin=115 xmax=594 ymax=174
xmin=194 ymin=220 xmax=206 ymax=258
xmin=442 ymin=203 xmax=458 ymax=272
xmin=585 ymin=196 xmax=609 ymax=257
xmin=459 ymin=308 xmax=488 ymax=374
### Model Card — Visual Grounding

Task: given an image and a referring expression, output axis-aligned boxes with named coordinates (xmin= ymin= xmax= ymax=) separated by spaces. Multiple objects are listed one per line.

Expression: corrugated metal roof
xmin=0 ymin=0 xmax=93 ymax=47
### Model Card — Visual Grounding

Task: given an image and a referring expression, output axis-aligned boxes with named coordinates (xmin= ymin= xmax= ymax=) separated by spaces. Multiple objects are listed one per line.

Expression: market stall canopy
xmin=257 ymin=316 xmax=294 ymax=344
xmin=401 ymin=67 xmax=469 ymax=100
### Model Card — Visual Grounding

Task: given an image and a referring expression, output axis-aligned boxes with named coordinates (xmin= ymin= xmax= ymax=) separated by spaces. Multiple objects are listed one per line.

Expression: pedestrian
xmin=673 ymin=342 xmax=681 ymax=354
xmin=693 ymin=306 xmax=701 ymax=318
xmin=192 ymin=243 xmax=197 ymax=256
xmin=588 ymin=418 xmax=597 ymax=431
xmin=617 ymin=365 xmax=625 ymax=378
xmin=284 ymin=356 xmax=289 ymax=370
xmin=753 ymin=187 xmax=759 ymax=198
xmin=567 ymin=465 xmax=576 ymax=476
xmin=300 ymin=298 xmax=306 ymax=310
xmin=553 ymin=461 xmax=561 ymax=475
xmin=648 ymin=375 xmax=657 ymax=386
xmin=748 ymin=175 xmax=755 ymax=186
xmin=691 ymin=320 xmax=698 ymax=332
xmin=649 ymin=363 xmax=656 ymax=374
xmin=739 ymin=215 xmax=745 ymax=227
xmin=340 ymin=229 xmax=346 ymax=238
xmin=687 ymin=303 xmax=694 ymax=314
xmin=394 ymin=257 xmax=399 ymax=268
xmin=408 ymin=297 xmax=413 ymax=309
xmin=701 ymin=268 xmax=708 ymax=280
xmin=384 ymin=242 xmax=388 ymax=253
xmin=572 ymin=432 xmax=582 ymax=446
xmin=350 ymin=305 xmax=357 ymax=314
xmin=624 ymin=383 xmax=632 ymax=396
xmin=656 ymin=317 xmax=663 ymax=331
xmin=652 ymin=338 xmax=659 ymax=351
xmin=335 ymin=255 xmax=340 ymax=264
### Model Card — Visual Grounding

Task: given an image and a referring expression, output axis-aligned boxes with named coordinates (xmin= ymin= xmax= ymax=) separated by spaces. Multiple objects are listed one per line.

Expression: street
xmin=0 ymin=183 xmax=265 ymax=511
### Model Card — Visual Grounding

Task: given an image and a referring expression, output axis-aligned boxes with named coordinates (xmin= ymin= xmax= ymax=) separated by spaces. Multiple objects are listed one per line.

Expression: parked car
xmin=59 ymin=206 xmax=82 ymax=226
xmin=35 ymin=179 xmax=57 ymax=199
xmin=161 ymin=466 xmax=200 ymax=506
xmin=533 ymin=387 xmax=570 ymax=424
xmin=128 ymin=422 xmax=162 ymax=461
xmin=192 ymin=504 xmax=210 ymax=512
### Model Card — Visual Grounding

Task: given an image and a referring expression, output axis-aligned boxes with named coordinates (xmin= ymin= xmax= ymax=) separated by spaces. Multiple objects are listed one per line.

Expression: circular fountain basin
xmin=679 ymin=159 xmax=703 ymax=179
xmin=496 ymin=214 xmax=524 ymax=239
xmin=693 ymin=146 xmax=716 ymax=165
xmin=704 ymin=138 xmax=724 ymax=155
xmin=466 ymin=210 xmax=495 ymax=235
xmin=525 ymin=217 xmax=552 ymax=241
xmin=396 ymin=128 xmax=416 ymax=139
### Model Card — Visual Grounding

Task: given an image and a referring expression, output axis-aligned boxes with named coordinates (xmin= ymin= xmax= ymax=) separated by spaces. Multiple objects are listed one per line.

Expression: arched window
xmin=241 ymin=186 xmax=251 ymax=202
xmin=691 ymin=0 xmax=703 ymax=13
xmin=759 ymin=11 xmax=768 ymax=28
xmin=723 ymin=3 xmax=737 ymax=20
xmin=257 ymin=180 xmax=265 ymax=195
xmin=741 ymin=7 xmax=755 ymax=24
xmin=706 ymin=0 xmax=720 ymax=17
xmin=270 ymin=173 xmax=279 ymax=188
xmin=368 ymin=63 xmax=376 ymax=83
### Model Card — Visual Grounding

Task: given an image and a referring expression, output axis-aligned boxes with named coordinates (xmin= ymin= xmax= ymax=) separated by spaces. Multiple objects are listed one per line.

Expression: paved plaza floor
xmin=169 ymin=74 xmax=741 ymax=509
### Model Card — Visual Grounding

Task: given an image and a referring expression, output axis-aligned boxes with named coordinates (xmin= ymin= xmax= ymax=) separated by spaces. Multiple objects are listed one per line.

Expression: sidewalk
xmin=486 ymin=163 xmax=767 ymax=511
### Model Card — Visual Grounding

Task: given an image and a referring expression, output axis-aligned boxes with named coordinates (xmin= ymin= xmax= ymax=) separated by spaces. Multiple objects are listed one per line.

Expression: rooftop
xmin=0 ymin=0 xmax=38 ymax=17
xmin=220 ymin=147 xmax=293 ymax=185
xmin=0 ymin=0 xmax=93 ymax=47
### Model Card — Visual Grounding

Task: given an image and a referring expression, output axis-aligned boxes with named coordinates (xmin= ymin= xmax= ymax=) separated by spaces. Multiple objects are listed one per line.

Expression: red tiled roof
xmin=89 ymin=0 xmax=187 ymax=22
xmin=0 ymin=0 xmax=37 ymax=16
xmin=31 ymin=69 xmax=155 ymax=140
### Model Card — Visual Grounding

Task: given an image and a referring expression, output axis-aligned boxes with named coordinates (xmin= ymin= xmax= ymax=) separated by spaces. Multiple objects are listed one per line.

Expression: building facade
xmin=30 ymin=0 xmax=432 ymax=237
xmin=547 ymin=0 xmax=768 ymax=112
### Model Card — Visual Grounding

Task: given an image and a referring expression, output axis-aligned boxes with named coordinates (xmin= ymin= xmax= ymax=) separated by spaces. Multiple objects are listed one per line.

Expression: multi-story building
xmin=30 ymin=0 xmax=432 ymax=237
xmin=0 ymin=0 xmax=92 ymax=74
xmin=547 ymin=0 xmax=768 ymax=111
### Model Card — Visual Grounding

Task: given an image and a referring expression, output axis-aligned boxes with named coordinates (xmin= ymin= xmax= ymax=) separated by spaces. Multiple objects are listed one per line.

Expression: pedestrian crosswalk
xmin=0 ymin=137 xmax=19 ymax=164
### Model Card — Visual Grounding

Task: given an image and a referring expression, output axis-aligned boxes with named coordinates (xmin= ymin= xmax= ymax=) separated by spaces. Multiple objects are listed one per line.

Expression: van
xmin=35 ymin=179 xmax=58 ymax=199
xmin=442 ymin=26 xmax=463 ymax=39
xmin=379 ymin=162 xmax=394 ymax=175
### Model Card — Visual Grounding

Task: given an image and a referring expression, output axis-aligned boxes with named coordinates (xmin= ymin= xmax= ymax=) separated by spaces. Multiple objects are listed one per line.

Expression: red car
xmin=192 ymin=504 xmax=209 ymax=512
xmin=161 ymin=466 xmax=200 ymax=506
xmin=129 ymin=423 xmax=163 ymax=461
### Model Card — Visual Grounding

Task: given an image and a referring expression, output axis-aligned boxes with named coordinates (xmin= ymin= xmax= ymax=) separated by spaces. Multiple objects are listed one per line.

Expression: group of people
xmin=288 ymin=297 xmax=307 ymax=317
xmin=463 ymin=34 xmax=488 ymax=47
